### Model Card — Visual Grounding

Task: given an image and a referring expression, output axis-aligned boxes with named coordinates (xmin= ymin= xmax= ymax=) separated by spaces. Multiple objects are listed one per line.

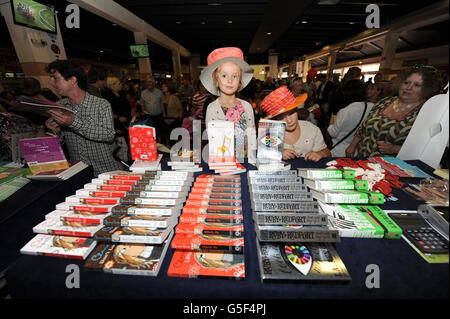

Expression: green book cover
xmin=322 ymin=203 xmax=402 ymax=239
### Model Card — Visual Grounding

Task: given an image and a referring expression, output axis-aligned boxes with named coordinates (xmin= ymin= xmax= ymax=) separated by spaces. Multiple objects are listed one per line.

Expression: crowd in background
xmin=1 ymin=63 xmax=448 ymax=168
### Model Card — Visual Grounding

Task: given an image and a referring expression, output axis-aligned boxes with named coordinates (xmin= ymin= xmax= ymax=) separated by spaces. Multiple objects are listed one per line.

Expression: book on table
xmin=27 ymin=161 xmax=88 ymax=181
xmin=128 ymin=125 xmax=157 ymax=161
xmin=18 ymin=136 xmax=69 ymax=175
xmin=256 ymin=119 xmax=286 ymax=164
xmin=20 ymin=234 xmax=97 ymax=260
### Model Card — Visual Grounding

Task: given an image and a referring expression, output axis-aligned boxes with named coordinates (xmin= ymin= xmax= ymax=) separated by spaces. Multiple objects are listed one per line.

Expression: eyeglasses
xmin=413 ymin=64 xmax=437 ymax=73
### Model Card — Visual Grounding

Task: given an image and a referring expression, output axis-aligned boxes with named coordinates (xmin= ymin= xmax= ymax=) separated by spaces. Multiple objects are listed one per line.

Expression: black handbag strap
xmin=330 ymin=102 xmax=367 ymax=150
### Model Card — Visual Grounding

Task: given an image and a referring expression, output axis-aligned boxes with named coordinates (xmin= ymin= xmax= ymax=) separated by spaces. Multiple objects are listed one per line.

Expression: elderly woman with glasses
xmin=345 ymin=65 xmax=441 ymax=157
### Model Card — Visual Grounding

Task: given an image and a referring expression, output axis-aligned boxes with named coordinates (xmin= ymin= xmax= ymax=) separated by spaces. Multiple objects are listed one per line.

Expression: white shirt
xmin=327 ymin=101 xmax=374 ymax=157
xmin=284 ymin=120 xmax=328 ymax=157
xmin=139 ymin=88 xmax=163 ymax=116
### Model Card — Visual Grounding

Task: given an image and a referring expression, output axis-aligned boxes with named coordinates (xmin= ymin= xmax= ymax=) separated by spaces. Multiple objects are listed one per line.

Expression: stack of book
xmin=299 ymin=168 xmax=402 ymax=239
xmin=167 ymin=152 xmax=202 ymax=172
xmin=85 ymin=170 xmax=192 ymax=276
xmin=129 ymin=154 xmax=163 ymax=173
xmin=207 ymin=120 xmax=246 ymax=175
xmin=20 ymin=169 xmax=193 ymax=276
xmin=0 ymin=164 xmax=31 ymax=202
xmin=167 ymin=174 xmax=245 ymax=279
xmin=248 ymin=170 xmax=351 ymax=282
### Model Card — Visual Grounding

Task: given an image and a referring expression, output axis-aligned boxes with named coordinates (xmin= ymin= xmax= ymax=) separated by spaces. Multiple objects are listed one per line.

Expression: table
xmin=0 ymin=165 xmax=94 ymax=273
xmin=4 ymin=158 xmax=448 ymax=304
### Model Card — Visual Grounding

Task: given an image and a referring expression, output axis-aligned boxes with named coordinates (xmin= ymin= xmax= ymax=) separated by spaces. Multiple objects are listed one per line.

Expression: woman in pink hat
xmin=200 ymin=47 xmax=255 ymax=158
xmin=260 ymin=86 xmax=331 ymax=162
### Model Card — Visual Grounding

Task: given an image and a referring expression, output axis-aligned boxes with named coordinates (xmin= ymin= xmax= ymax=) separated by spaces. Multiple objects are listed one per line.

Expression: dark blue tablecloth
xmin=4 ymin=158 xmax=448 ymax=302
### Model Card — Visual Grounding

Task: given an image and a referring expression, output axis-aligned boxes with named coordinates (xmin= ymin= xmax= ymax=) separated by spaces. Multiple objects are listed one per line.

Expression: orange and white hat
xmin=260 ymin=86 xmax=308 ymax=119
xmin=199 ymin=47 xmax=254 ymax=96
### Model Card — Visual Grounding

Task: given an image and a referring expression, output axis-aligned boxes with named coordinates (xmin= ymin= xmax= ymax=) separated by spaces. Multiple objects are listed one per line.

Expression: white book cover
xmin=207 ymin=120 xmax=236 ymax=164
xmin=20 ymin=234 xmax=97 ymax=260
xmin=257 ymin=119 xmax=285 ymax=164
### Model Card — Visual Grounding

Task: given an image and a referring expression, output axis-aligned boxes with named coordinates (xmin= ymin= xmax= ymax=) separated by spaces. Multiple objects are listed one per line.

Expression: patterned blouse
xmin=356 ymin=96 xmax=422 ymax=157
xmin=58 ymin=92 xmax=123 ymax=176
xmin=220 ymin=102 xmax=248 ymax=157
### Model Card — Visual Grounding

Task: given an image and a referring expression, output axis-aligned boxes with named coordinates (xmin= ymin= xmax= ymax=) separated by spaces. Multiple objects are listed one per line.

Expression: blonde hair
xmin=106 ymin=76 xmax=121 ymax=91
xmin=212 ymin=62 xmax=244 ymax=93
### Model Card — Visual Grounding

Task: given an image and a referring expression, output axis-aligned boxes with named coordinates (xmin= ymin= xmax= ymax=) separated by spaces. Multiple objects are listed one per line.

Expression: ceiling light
xmin=349 ymin=22 xmax=355 ymax=25
xmin=112 ymin=23 xmax=117 ymax=26
xmin=266 ymin=32 xmax=272 ymax=35
xmin=201 ymin=21 xmax=206 ymax=25
xmin=227 ymin=20 xmax=233 ymax=24
xmin=301 ymin=21 xmax=308 ymax=24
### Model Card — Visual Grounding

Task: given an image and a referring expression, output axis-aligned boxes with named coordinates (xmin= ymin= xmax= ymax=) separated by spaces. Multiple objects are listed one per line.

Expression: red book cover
xmin=66 ymin=195 xmax=121 ymax=205
xmin=98 ymin=171 xmax=154 ymax=181
xmin=190 ymin=187 xmax=241 ymax=194
xmin=185 ymin=199 xmax=242 ymax=208
xmin=178 ymin=213 xmax=243 ymax=225
xmin=171 ymin=233 xmax=244 ymax=251
xmin=98 ymin=185 xmax=133 ymax=191
xmin=182 ymin=205 xmax=242 ymax=214
xmin=76 ymin=189 xmax=128 ymax=198
xmin=106 ymin=179 xmax=140 ymax=185
xmin=167 ymin=249 xmax=245 ymax=279
xmin=129 ymin=126 xmax=157 ymax=161
xmin=188 ymin=193 xmax=241 ymax=201
xmin=196 ymin=175 xmax=241 ymax=183
xmin=56 ymin=202 xmax=117 ymax=213
xmin=175 ymin=222 xmax=243 ymax=237
xmin=193 ymin=182 xmax=241 ymax=189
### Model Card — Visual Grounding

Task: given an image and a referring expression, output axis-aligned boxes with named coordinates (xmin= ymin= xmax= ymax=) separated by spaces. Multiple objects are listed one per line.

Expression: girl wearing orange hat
xmin=201 ymin=47 xmax=255 ymax=158
xmin=260 ymin=86 xmax=331 ymax=162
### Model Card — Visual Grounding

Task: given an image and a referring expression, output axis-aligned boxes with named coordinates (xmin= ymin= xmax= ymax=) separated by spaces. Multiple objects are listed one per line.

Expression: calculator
xmin=389 ymin=208 xmax=449 ymax=254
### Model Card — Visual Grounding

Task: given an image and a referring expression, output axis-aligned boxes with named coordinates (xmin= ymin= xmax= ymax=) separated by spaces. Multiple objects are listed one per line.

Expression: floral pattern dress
xmin=221 ymin=100 xmax=248 ymax=158
xmin=356 ymin=96 xmax=423 ymax=157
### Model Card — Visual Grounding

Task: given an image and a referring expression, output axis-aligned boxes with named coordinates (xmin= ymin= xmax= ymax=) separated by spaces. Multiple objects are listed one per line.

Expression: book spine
xmin=253 ymin=213 xmax=328 ymax=225
xmin=247 ymin=170 xmax=297 ymax=177
xmin=250 ymin=184 xmax=308 ymax=192
xmin=134 ymin=198 xmax=179 ymax=206
xmin=139 ymin=191 xmax=185 ymax=198
xmin=256 ymin=228 xmax=340 ymax=242
xmin=190 ymin=187 xmax=241 ymax=194
xmin=252 ymin=193 xmax=313 ymax=201
xmin=249 ymin=177 xmax=302 ymax=184
xmin=128 ymin=207 xmax=175 ymax=216
xmin=121 ymin=219 xmax=170 ymax=228
xmin=253 ymin=202 xmax=319 ymax=212
xmin=369 ymin=207 xmax=403 ymax=239
xmin=111 ymin=234 xmax=163 ymax=244
xmin=188 ymin=193 xmax=241 ymax=200
xmin=60 ymin=216 xmax=102 ymax=225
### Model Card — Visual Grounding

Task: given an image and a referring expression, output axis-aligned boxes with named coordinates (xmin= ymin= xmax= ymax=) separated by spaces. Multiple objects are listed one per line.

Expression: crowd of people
xmin=0 ymin=52 xmax=448 ymax=175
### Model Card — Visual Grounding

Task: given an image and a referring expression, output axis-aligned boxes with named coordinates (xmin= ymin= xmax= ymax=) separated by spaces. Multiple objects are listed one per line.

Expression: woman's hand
xmin=376 ymin=141 xmax=401 ymax=155
xmin=345 ymin=144 xmax=357 ymax=157
xmin=345 ymin=136 xmax=361 ymax=157
xmin=282 ymin=149 xmax=299 ymax=160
